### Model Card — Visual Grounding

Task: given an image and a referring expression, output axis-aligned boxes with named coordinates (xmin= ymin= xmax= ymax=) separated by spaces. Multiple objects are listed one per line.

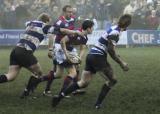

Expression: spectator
xmin=51 ymin=6 xmax=60 ymax=22
xmin=123 ymin=0 xmax=137 ymax=15
xmin=146 ymin=9 xmax=159 ymax=29
xmin=95 ymin=0 xmax=109 ymax=29
xmin=15 ymin=0 xmax=31 ymax=28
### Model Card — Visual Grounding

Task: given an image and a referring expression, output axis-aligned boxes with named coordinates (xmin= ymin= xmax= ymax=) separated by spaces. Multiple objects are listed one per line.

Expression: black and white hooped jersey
xmin=89 ymin=25 xmax=121 ymax=56
xmin=17 ymin=20 xmax=60 ymax=52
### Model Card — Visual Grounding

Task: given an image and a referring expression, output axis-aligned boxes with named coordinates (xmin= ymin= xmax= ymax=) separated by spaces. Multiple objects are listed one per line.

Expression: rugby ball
xmin=67 ymin=52 xmax=81 ymax=64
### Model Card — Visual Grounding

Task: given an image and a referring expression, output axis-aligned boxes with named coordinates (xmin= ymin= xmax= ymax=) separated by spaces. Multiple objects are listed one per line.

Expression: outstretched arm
xmin=79 ymin=45 xmax=86 ymax=60
xmin=60 ymin=36 xmax=69 ymax=59
xmin=60 ymin=28 xmax=84 ymax=36
xmin=108 ymin=39 xmax=129 ymax=71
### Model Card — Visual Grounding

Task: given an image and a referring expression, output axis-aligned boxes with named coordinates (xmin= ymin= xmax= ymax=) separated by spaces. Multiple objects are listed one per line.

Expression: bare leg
xmin=95 ymin=62 xmax=117 ymax=109
xmin=0 ymin=65 xmax=21 ymax=83
xmin=20 ymin=62 xmax=43 ymax=98
xmin=60 ymin=65 xmax=77 ymax=92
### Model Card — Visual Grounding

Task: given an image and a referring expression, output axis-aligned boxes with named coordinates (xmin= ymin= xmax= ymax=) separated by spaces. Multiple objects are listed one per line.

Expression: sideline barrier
xmin=0 ymin=29 xmax=159 ymax=46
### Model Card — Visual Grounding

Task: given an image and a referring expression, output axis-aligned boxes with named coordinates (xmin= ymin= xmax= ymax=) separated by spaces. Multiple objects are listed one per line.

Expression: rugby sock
xmin=60 ymin=76 xmax=73 ymax=92
xmin=25 ymin=76 xmax=39 ymax=91
xmin=62 ymin=82 xmax=80 ymax=96
xmin=95 ymin=84 xmax=111 ymax=106
xmin=41 ymin=70 xmax=55 ymax=81
xmin=44 ymin=70 xmax=55 ymax=91
xmin=45 ymin=79 xmax=53 ymax=92
xmin=0 ymin=74 xmax=8 ymax=83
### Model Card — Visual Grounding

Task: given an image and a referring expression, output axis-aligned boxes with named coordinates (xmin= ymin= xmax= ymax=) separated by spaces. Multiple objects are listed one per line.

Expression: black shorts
xmin=85 ymin=54 xmax=108 ymax=74
xmin=10 ymin=46 xmax=38 ymax=68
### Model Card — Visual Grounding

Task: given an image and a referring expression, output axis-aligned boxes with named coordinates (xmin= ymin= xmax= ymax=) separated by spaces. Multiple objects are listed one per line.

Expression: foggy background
xmin=0 ymin=0 xmax=159 ymax=30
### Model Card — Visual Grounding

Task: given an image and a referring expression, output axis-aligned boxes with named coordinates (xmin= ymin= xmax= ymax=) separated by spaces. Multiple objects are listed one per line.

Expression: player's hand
xmin=48 ymin=51 xmax=53 ymax=59
xmin=66 ymin=54 xmax=73 ymax=63
xmin=65 ymin=52 xmax=81 ymax=64
xmin=64 ymin=52 xmax=71 ymax=62
xmin=120 ymin=62 xmax=129 ymax=71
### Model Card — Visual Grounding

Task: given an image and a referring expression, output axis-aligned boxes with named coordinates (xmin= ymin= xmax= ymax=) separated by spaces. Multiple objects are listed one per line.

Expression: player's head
xmin=82 ymin=20 xmax=94 ymax=34
xmin=118 ymin=14 xmax=132 ymax=30
xmin=62 ymin=5 xmax=73 ymax=19
xmin=37 ymin=13 xmax=51 ymax=23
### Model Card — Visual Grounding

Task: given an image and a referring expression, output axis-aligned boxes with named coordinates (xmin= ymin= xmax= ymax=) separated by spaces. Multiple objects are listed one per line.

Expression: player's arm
xmin=47 ymin=33 xmax=56 ymax=59
xmin=44 ymin=25 xmax=56 ymax=59
xmin=49 ymin=25 xmax=84 ymax=36
xmin=60 ymin=28 xmax=84 ymax=36
xmin=79 ymin=44 xmax=86 ymax=60
xmin=60 ymin=36 xmax=70 ymax=59
xmin=108 ymin=38 xmax=129 ymax=71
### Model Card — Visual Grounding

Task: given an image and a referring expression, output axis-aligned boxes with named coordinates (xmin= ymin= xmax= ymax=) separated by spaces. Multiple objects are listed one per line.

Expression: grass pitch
xmin=0 ymin=47 xmax=160 ymax=114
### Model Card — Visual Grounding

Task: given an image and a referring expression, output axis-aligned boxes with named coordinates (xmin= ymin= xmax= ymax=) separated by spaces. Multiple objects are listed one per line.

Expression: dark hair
xmin=118 ymin=14 xmax=132 ymax=28
xmin=82 ymin=20 xmax=94 ymax=30
xmin=62 ymin=5 xmax=72 ymax=12
xmin=37 ymin=13 xmax=50 ymax=23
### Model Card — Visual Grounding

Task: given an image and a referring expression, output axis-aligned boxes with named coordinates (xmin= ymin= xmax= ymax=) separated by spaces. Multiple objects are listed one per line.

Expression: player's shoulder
xmin=107 ymin=25 xmax=120 ymax=35
xmin=25 ymin=20 xmax=45 ymax=27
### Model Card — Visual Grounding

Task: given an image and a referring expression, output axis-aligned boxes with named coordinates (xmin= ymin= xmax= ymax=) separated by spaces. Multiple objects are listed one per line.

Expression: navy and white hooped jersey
xmin=17 ymin=20 xmax=60 ymax=52
xmin=89 ymin=25 xmax=121 ymax=56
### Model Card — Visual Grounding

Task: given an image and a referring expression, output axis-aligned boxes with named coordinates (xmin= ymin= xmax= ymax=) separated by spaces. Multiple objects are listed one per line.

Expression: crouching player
xmin=52 ymin=14 xmax=132 ymax=109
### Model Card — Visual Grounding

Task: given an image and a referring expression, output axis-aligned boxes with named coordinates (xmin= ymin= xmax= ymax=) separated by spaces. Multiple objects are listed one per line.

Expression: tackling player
xmin=0 ymin=13 xmax=83 ymax=96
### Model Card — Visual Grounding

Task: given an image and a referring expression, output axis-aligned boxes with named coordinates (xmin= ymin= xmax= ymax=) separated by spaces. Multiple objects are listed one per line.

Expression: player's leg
xmin=64 ymin=70 xmax=92 ymax=95
xmin=0 ymin=47 xmax=22 ymax=83
xmin=52 ymin=70 xmax=93 ymax=107
xmin=44 ymin=59 xmax=57 ymax=94
xmin=52 ymin=54 xmax=96 ymax=107
xmin=43 ymin=65 xmax=64 ymax=96
xmin=72 ymin=65 xmax=86 ymax=95
xmin=95 ymin=61 xmax=117 ymax=109
xmin=20 ymin=62 xmax=43 ymax=98
xmin=0 ymin=65 xmax=21 ymax=83
xmin=63 ymin=50 xmax=96 ymax=94
xmin=20 ymin=52 xmax=43 ymax=98
xmin=59 ymin=65 xmax=77 ymax=93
